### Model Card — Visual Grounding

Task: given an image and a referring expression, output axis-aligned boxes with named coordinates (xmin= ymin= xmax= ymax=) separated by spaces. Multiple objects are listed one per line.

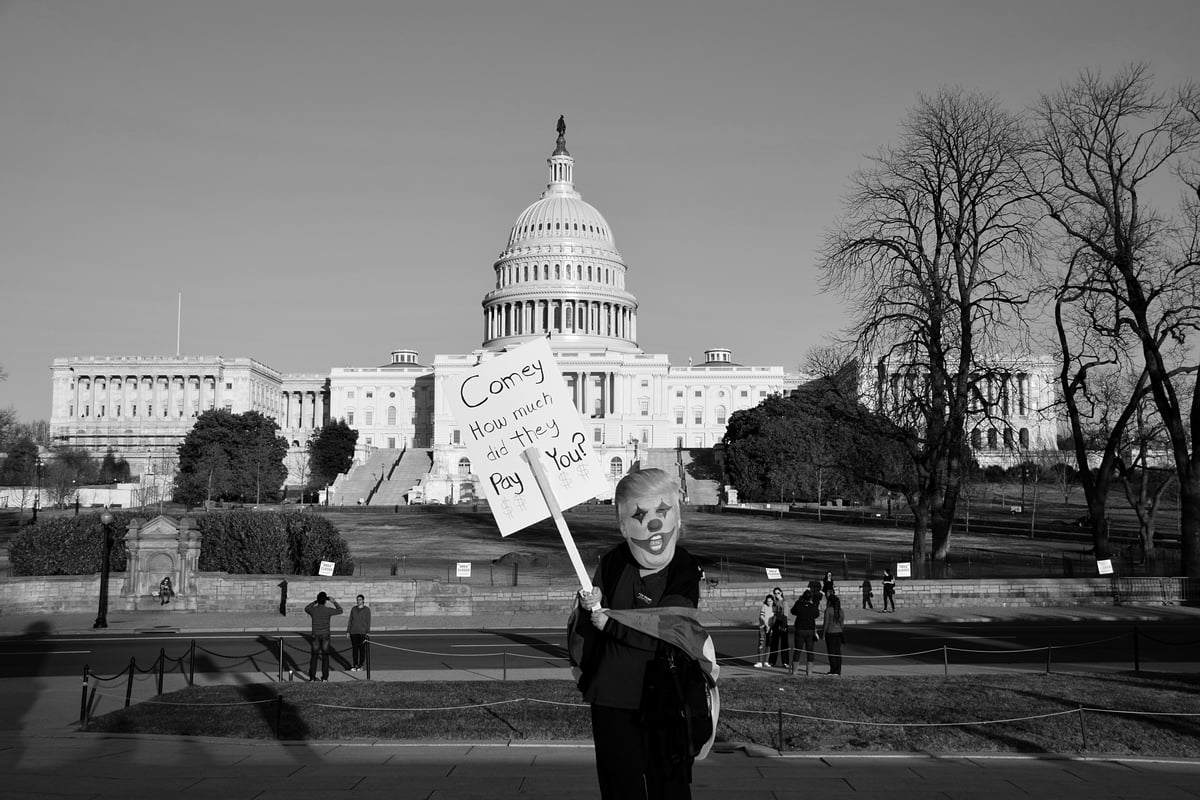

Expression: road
xmin=3 ymin=620 xmax=1197 ymax=680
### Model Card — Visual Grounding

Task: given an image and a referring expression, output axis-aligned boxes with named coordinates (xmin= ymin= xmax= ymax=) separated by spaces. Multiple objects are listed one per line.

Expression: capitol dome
xmin=481 ymin=119 xmax=640 ymax=354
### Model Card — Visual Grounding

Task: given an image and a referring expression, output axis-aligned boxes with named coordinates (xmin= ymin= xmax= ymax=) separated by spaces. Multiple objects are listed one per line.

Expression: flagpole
xmin=176 ymin=292 xmax=181 ymax=356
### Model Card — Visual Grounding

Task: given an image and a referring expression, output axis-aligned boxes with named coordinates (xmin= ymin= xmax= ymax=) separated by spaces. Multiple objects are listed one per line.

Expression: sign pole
xmin=522 ymin=447 xmax=592 ymax=592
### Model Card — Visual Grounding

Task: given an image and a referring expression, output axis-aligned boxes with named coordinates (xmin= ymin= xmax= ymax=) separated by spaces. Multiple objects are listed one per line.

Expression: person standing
xmin=347 ymin=594 xmax=371 ymax=671
xmin=790 ymin=589 xmax=820 ymax=673
xmin=822 ymin=571 xmax=835 ymax=599
xmin=822 ymin=593 xmax=845 ymax=675
xmin=569 ymin=468 xmax=714 ymax=800
xmin=860 ymin=577 xmax=874 ymax=610
xmin=768 ymin=587 xmax=790 ymax=668
xmin=305 ymin=591 xmax=343 ymax=681
xmin=882 ymin=570 xmax=897 ymax=612
xmin=755 ymin=593 xmax=773 ymax=668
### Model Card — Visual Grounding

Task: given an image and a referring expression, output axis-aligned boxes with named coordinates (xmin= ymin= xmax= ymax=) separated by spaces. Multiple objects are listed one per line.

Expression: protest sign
xmin=765 ymin=568 xmax=782 ymax=580
xmin=448 ymin=338 xmax=608 ymax=589
xmin=896 ymin=562 xmax=912 ymax=578
xmin=318 ymin=561 xmax=335 ymax=577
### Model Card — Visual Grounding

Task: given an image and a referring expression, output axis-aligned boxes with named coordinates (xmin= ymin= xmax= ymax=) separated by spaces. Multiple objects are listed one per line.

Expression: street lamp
xmin=32 ymin=456 xmax=43 ymax=523
xmin=94 ymin=509 xmax=115 ymax=629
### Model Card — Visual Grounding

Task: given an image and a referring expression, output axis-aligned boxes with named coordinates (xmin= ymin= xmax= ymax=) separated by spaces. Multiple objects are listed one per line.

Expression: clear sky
xmin=1 ymin=0 xmax=1197 ymax=422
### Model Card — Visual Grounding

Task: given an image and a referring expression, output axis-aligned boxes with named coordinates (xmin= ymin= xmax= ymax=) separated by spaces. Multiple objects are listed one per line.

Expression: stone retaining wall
xmin=0 ymin=574 xmax=1134 ymax=618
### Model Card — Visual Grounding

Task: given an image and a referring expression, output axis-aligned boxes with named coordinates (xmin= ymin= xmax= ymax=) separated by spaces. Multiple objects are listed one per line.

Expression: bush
xmin=10 ymin=512 xmax=130 ymax=576
xmin=10 ymin=509 xmax=354 ymax=577
xmin=196 ymin=510 xmax=288 ymax=574
xmin=280 ymin=511 xmax=354 ymax=575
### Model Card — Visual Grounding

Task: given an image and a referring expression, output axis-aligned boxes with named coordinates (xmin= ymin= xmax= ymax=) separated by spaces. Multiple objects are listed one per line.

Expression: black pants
xmin=590 ymin=704 xmax=692 ymax=800
xmin=883 ymin=590 xmax=895 ymax=611
xmin=349 ymin=634 xmax=367 ymax=668
xmin=309 ymin=633 xmax=332 ymax=680
xmin=768 ymin=625 xmax=790 ymax=666
xmin=825 ymin=632 xmax=844 ymax=674
xmin=793 ymin=628 xmax=818 ymax=665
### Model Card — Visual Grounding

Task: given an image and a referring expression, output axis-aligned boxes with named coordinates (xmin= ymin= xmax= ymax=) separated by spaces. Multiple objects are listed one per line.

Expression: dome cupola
xmin=481 ymin=118 xmax=640 ymax=354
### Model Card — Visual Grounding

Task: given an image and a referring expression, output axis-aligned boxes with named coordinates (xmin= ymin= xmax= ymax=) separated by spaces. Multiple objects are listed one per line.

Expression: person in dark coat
xmin=571 ymin=468 xmax=705 ymax=799
xmin=822 ymin=593 xmax=845 ymax=675
xmin=346 ymin=594 xmax=371 ymax=671
xmin=790 ymin=589 xmax=820 ymax=672
xmin=860 ymin=577 xmax=874 ymax=610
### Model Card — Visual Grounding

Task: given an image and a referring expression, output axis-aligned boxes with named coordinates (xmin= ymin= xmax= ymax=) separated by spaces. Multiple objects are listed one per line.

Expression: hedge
xmin=10 ymin=509 xmax=354 ymax=577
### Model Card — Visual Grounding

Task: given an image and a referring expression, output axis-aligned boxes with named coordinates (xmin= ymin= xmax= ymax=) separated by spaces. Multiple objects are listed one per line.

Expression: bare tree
xmin=819 ymin=87 xmax=1040 ymax=568
xmin=1029 ymin=64 xmax=1200 ymax=575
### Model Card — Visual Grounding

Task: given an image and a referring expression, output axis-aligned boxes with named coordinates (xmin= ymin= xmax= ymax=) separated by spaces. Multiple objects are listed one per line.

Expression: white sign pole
xmin=523 ymin=447 xmax=592 ymax=592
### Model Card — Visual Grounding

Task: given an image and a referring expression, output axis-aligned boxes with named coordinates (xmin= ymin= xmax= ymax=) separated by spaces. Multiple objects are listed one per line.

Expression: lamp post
xmin=94 ymin=509 xmax=115 ymax=629
xmin=31 ymin=457 xmax=43 ymax=523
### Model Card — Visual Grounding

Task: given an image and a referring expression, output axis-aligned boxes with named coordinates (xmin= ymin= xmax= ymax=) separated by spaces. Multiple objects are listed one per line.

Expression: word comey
xmin=459 ymin=360 xmax=546 ymax=409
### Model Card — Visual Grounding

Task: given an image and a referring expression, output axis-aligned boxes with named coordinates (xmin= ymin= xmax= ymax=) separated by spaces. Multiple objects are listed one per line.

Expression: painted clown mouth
xmin=630 ymin=527 xmax=676 ymax=556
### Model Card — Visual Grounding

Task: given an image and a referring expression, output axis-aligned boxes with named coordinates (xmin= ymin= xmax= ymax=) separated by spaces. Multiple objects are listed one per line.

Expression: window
xmin=366 ymin=391 xmax=373 ymax=399
xmin=716 ymin=405 xmax=726 ymax=425
xmin=387 ymin=406 xmax=397 ymax=425
xmin=84 ymin=404 xmax=90 ymax=417
xmin=387 ymin=437 xmax=396 ymax=448
xmin=987 ymin=428 xmax=997 ymax=448
xmin=225 ymin=382 xmax=232 ymax=390
xmin=69 ymin=404 xmax=74 ymax=417
xmin=675 ymin=408 xmax=684 ymax=425
xmin=694 ymin=436 xmax=703 ymax=447
xmin=609 ymin=457 xmax=624 ymax=478
xmin=347 ymin=411 xmax=355 ymax=425
xmin=639 ymin=398 xmax=649 ymax=416
xmin=971 ymin=429 xmax=982 ymax=449
xmin=364 ymin=410 xmax=374 ymax=426
xmin=145 ymin=404 xmax=150 ymax=417
xmin=594 ymin=427 xmax=603 ymax=443
xmin=1019 ymin=428 xmax=1030 ymax=449
xmin=677 ymin=436 xmax=684 ymax=448
xmin=759 ymin=390 xmax=767 ymax=398
xmin=347 ymin=390 xmax=355 ymax=399
xmin=694 ymin=390 xmax=702 ymax=398
xmin=366 ymin=437 xmax=373 ymax=446
xmin=676 ymin=390 xmax=684 ymax=398
xmin=641 ymin=380 xmax=649 ymax=389
xmin=740 ymin=390 xmax=749 ymax=398
xmin=458 ymin=457 xmax=471 ymax=476
xmin=693 ymin=408 xmax=703 ymax=425
xmin=452 ymin=429 xmax=461 ymax=445
xmin=641 ymin=429 xmax=649 ymax=444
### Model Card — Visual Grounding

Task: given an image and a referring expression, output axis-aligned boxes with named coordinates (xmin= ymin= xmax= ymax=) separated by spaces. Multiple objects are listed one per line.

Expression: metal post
xmin=1045 ymin=645 xmax=1052 ymax=674
xmin=157 ymin=649 xmax=165 ymax=695
xmin=79 ymin=666 xmax=90 ymax=727
xmin=94 ymin=510 xmax=115 ymax=629
xmin=365 ymin=636 xmax=371 ymax=680
xmin=188 ymin=639 xmax=196 ymax=686
xmin=1077 ymin=706 xmax=1088 ymax=751
xmin=125 ymin=657 xmax=136 ymax=707
xmin=278 ymin=637 xmax=284 ymax=683
xmin=777 ymin=708 xmax=784 ymax=754
xmin=943 ymin=644 xmax=949 ymax=677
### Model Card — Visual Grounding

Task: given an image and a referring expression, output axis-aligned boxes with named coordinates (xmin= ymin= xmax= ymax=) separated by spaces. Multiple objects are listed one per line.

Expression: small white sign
xmin=1096 ymin=558 xmax=1113 ymax=575
xmin=896 ymin=562 xmax=912 ymax=578
xmin=318 ymin=560 xmax=335 ymax=577
xmin=448 ymin=338 xmax=609 ymax=536
xmin=456 ymin=561 xmax=472 ymax=578
xmin=765 ymin=568 xmax=782 ymax=580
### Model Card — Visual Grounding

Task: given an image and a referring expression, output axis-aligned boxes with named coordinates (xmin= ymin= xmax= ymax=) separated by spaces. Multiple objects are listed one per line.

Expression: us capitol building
xmin=48 ymin=121 xmax=801 ymax=503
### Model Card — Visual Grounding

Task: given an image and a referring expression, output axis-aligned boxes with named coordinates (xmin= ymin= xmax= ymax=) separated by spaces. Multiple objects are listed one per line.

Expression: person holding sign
xmin=568 ymin=468 xmax=717 ymax=800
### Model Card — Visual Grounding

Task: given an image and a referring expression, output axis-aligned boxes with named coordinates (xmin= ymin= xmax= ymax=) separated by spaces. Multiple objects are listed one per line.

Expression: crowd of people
xmin=754 ymin=569 xmax=897 ymax=675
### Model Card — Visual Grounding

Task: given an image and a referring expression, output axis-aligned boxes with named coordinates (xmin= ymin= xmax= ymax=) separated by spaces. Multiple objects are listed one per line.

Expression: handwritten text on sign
xmin=448 ymin=338 xmax=608 ymax=536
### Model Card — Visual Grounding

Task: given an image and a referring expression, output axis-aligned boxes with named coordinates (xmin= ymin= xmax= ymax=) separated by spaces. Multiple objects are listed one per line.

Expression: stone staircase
xmin=637 ymin=448 xmax=721 ymax=505
xmin=371 ymin=448 xmax=432 ymax=506
xmin=329 ymin=449 xmax=401 ymax=506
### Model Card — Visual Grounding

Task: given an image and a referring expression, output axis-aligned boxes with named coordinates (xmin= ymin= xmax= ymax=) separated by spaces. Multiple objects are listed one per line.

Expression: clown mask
xmin=618 ymin=487 xmax=681 ymax=572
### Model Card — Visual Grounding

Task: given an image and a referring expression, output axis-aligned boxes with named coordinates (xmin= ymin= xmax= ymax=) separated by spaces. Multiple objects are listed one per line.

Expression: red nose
xmin=648 ymin=519 xmax=662 ymax=533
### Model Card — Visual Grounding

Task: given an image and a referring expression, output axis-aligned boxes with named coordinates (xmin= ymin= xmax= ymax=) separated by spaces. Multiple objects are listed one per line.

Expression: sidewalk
xmin=5 ymin=603 xmax=1200 ymax=799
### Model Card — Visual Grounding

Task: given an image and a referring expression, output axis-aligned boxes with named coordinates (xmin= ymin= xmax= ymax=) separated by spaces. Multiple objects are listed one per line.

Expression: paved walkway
xmin=4 ymin=603 xmax=1200 ymax=798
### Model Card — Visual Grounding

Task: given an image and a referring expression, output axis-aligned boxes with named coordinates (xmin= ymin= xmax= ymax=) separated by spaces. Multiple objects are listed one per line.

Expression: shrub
xmin=10 ymin=512 xmax=130 ymax=576
xmin=10 ymin=509 xmax=354 ymax=577
xmin=280 ymin=511 xmax=354 ymax=575
xmin=196 ymin=510 xmax=288 ymax=574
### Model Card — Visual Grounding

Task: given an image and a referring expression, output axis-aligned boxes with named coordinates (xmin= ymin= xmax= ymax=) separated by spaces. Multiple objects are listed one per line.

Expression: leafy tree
xmin=98 ymin=449 xmax=132 ymax=484
xmin=307 ymin=420 xmax=358 ymax=490
xmin=175 ymin=409 xmax=289 ymax=506
xmin=0 ymin=436 xmax=38 ymax=486
xmin=1028 ymin=64 xmax=1200 ymax=574
xmin=818 ymin=87 xmax=1040 ymax=568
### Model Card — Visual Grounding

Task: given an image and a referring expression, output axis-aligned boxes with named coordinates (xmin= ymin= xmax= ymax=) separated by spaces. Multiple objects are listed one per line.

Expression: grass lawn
xmin=87 ymin=671 xmax=1200 ymax=756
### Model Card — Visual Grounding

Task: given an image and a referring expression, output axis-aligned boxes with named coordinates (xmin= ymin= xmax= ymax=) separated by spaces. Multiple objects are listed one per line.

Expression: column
xmin=579 ymin=371 xmax=587 ymax=416
xmin=315 ymin=391 xmax=325 ymax=429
